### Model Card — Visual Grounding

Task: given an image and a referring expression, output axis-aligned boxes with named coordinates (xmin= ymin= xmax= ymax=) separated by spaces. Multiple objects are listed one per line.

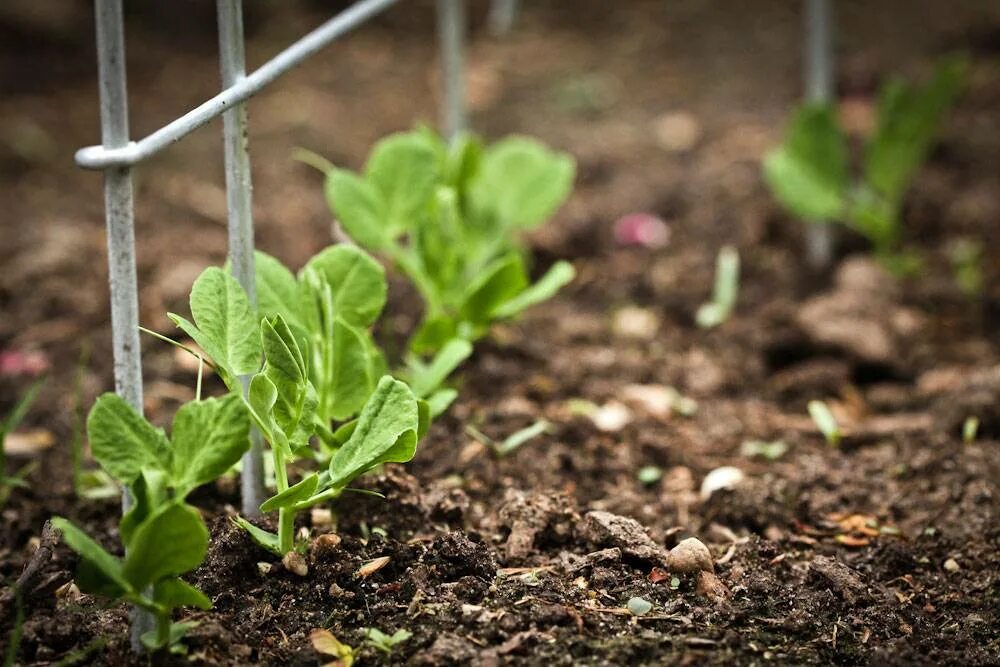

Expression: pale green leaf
xmin=460 ymin=254 xmax=529 ymax=325
xmin=472 ymin=136 xmax=575 ymax=229
xmin=260 ymin=473 xmax=319 ymax=512
xmin=763 ymin=103 xmax=848 ymax=221
xmin=301 ymin=245 xmax=387 ymax=328
xmin=122 ymin=503 xmax=208 ymax=590
xmin=365 ymin=132 xmax=440 ymax=234
xmin=326 ymin=169 xmax=387 ymax=250
xmin=154 ymin=578 xmax=212 ymax=611
xmin=86 ymin=393 xmax=171 ymax=485
xmin=171 ymin=394 xmax=250 ymax=496
xmin=407 ymin=338 xmax=472 ymax=398
xmin=493 ymin=260 xmax=575 ymax=319
xmin=254 ymin=250 xmax=304 ymax=330
xmin=328 ymin=376 xmax=419 ymax=489
xmin=51 ymin=517 xmax=131 ymax=598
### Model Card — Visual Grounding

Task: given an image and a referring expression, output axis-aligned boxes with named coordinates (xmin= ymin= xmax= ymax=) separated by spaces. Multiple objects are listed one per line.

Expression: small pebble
xmin=700 ymin=466 xmax=746 ymax=500
xmin=695 ymin=570 xmax=731 ymax=605
xmin=257 ymin=562 xmax=272 ymax=576
xmin=666 ymin=537 xmax=714 ymax=574
xmin=943 ymin=558 xmax=961 ymax=573
xmin=55 ymin=581 xmax=81 ymax=603
xmin=311 ymin=508 xmax=334 ymax=527
xmin=627 ymin=596 xmax=653 ymax=616
xmin=612 ymin=306 xmax=660 ymax=341
xmin=282 ymin=551 xmax=309 ymax=577
xmin=311 ymin=532 xmax=342 ymax=557
xmin=591 ymin=401 xmax=632 ymax=432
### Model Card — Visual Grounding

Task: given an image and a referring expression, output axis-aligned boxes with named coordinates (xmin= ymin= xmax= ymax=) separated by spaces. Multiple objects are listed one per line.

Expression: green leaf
xmin=301 ymin=245 xmax=387 ymax=328
xmin=120 ymin=468 xmax=169 ymax=547
xmin=865 ymin=55 xmax=967 ymax=205
xmin=231 ymin=516 xmax=281 ymax=556
xmin=365 ymin=132 xmax=440 ymax=234
xmin=171 ymin=394 xmax=250 ymax=496
xmin=154 ymin=578 xmax=212 ymax=611
xmin=247 ymin=373 xmax=284 ymax=453
xmin=460 ymin=254 xmax=529 ymax=325
xmin=254 ymin=250 xmax=304 ymax=330
xmin=493 ymin=260 xmax=575 ymax=319
xmin=260 ymin=473 xmax=319 ymax=512
xmin=51 ymin=517 xmax=131 ymax=598
xmin=122 ymin=503 xmax=209 ymax=590
xmin=86 ymin=393 xmax=171 ymax=485
xmin=407 ymin=338 xmax=473 ymax=398
xmin=409 ymin=315 xmax=459 ymax=356
xmin=763 ymin=103 xmax=849 ymax=221
xmin=472 ymin=136 xmax=575 ymax=229
xmin=325 ymin=319 xmax=377 ymax=421
xmin=258 ymin=316 xmax=318 ymax=454
xmin=326 ymin=169 xmax=387 ymax=250
xmin=168 ymin=267 xmax=261 ymax=382
xmin=328 ymin=376 xmax=420 ymax=489
xmin=426 ymin=389 xmax=458 ymax=418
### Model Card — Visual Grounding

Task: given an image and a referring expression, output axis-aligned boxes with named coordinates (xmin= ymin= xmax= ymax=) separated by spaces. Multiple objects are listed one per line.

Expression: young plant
xmin=52 ymin=391 xmax=251 ymax=651
xmin=321 ymin=128 xmax=576 ymax=354
xmin=0 ymin=377 xmax=44 ymax=506
xmin=696 ymin=246 xmax=740 ymax=329
xmin=363 ymin=627 xmax=412 ymax=655
xmin=807 ymin=399 xmax=840 ymax=447
xmin=764 ymin=56 xmax=967 ymax=272
xmin=168 ymin=263 xmax=426 ymax=556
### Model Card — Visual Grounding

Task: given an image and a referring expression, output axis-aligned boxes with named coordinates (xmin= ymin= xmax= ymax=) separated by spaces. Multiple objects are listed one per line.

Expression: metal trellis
xmin=79 ymin=0 xmax=467 ymax=650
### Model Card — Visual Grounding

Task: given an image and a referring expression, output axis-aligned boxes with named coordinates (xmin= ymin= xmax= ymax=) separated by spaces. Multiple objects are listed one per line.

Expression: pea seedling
xmin=169 ymin=266 xmax=425 ymax=555
xmin=53 ymin=391 xmax=251 ymax=651
xmin=320 ymin=128 xmax=576 ymax=354
xmin=696 ymin=246 xmax=740 ymax=329
xmin=807 ymin=400 xmax=840 ymax=446
xmin=764 ymin=56 xmax=967 ymax=272
xmin=0 ymin=377 xmax=44 ymax=506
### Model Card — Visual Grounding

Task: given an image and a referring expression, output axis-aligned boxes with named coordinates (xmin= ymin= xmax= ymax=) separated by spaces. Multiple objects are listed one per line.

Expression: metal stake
xmin=804 ymin=0 xmax=835 ymax=269
xmin=217 ymin=0 xmax=265 ymax=516
xmin=488 ymin=0 xmax=519 ymax=36
xmin=92 ymin=0 xmax=154 ymax=651
xmin=436 ymin=0 xmax=467 ymax=141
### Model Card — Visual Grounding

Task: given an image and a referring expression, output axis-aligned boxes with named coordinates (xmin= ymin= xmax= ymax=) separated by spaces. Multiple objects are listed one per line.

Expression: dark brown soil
xmin=2 ymin=1 xmax=999 ymax=665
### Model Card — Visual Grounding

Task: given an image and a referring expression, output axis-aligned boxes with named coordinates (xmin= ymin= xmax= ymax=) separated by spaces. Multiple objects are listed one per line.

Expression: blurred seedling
xmin=962 ymin=416 xmax=979 ymax=444
xmin=0 ymin=377 xmax=44 ymax=506
xmin=807 ymin=400 xmax=841 ymax=446
xmin=363 ymin=627 xmax=412 ymax=654
xmin=740 ymin=439 xmax=789 ymax=461
xmin=947 ymin=237 xmax=983 ymax=298
xmin=765 ymin=56 xmax=968 ymax=273
xmin=637 ymin=465 xmax=663 ymax=485
xmin=465 ymin=419 xmax=550 ymax=458
xmin=310 ymin=628 xmax=355 ymax=667
xmin=696 ymin=246 xmax=740 ymax=329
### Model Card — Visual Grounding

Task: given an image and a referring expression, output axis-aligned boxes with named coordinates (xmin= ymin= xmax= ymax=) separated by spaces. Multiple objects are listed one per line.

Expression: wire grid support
xmin=80 ymin=0 xmax=468 ymax=651
xmin=803 ymin=0 xmax=835 ymax=269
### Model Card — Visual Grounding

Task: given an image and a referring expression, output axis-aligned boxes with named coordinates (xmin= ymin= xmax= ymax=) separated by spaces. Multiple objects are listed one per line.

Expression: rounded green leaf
xmin=301 ymin=245 xmax=387 ymax=328
xmin=87 ymin=393 xmax=171 ymax=485
xmin=122 ymin=503 xmax=209 ymax=590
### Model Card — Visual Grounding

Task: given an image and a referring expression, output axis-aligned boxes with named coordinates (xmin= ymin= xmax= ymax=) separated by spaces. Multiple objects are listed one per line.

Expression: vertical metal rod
xmin=217 ymin=0 xmax=265 ymax=517
xmin=488 ymin=0 xmax=519 ymax=36
xmin=93 ymin=0 xmax=153 ymax=651
xmin=804 ymin=0 xmax=835 ymax=269
xmin=436 ymin=0 xmax=467 ymax=141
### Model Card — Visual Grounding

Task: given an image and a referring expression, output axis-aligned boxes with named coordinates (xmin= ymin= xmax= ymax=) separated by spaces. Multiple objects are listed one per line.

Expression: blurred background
xmin=1 ymin=0 xmax=998 ymax=421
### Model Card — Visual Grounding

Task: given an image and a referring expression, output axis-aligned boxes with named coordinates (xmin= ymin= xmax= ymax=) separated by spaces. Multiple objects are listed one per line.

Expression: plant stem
xmin=272 ymin=449 xmax=294 ymax=554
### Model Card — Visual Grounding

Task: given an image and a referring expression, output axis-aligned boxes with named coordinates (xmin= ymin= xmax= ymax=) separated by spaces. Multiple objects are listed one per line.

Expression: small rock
xmin=666 ymin=537 xmax=714 ymax=574
xmin=257 ymin=561 xmax=272 ymax=576
xmin=282 ymin=551 xmax=309 ymax=577
xmin=653 ymin=111 xmax=701 ymax=152
xmin=700 ymin=466 xmax=746 ymax=500
xmin=311 ymin=508 xmax=334 ymax=527
xmin=591 ymin=401 xmax=632 ymax=432
xmin=328 ymin=582 xmax=347 ymax=598
xmin=580 ymin=511 xmax=668 ymax=563
xmin=627 ymin=596 xmax=653 ymax=616
xmin=695 ymin=570 xmax=731 ymax=605
xmin=311 ymin=532 xmax=342 ymax=557
xmin=943 ymin=558 xmax=961 ymax=573
xmin=612 ymin=306 xmax=660 ymax=341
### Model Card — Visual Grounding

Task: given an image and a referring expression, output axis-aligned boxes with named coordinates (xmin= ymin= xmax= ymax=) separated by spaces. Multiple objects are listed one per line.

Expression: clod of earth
xmin=580 ymin=510 xmax=669 ymax=564
xmin=666 ymin=537 xmax=714 ymax=574
xmin=695 ymin=570 xmax=731 ymax=605
xmin=282 ymin=551 xmax=309 ymax=577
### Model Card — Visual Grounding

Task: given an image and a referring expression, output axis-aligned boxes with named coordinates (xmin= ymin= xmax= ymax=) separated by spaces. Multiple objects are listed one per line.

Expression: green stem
xmin=155 ymin=613 xmax=171 ymax=649
xmin=272 ymin=449 xmax=294 ymax=554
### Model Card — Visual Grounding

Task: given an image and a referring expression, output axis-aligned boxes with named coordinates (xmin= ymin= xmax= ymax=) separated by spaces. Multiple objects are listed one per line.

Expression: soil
xmin=2 ymin=1 xmax=999 ymax=665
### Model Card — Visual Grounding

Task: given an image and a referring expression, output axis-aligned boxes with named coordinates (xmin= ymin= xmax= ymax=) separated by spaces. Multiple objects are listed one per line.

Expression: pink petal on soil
xmin=0 ymin=349 xmax=50 ymax=377
xmin=613 ymin=213 xmax=671 ymax=249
